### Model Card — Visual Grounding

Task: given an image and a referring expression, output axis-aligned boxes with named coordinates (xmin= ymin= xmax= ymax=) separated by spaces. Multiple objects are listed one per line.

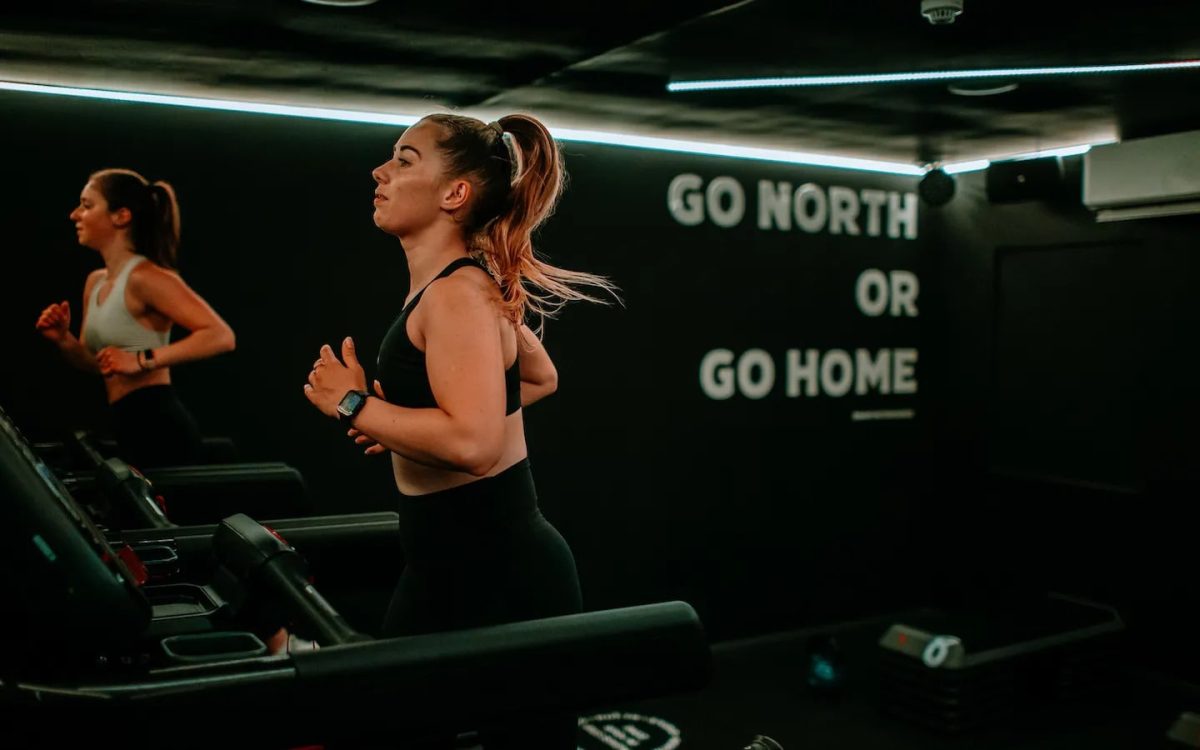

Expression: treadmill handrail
xmin=36 ymin=602 xmax=710 ymax=725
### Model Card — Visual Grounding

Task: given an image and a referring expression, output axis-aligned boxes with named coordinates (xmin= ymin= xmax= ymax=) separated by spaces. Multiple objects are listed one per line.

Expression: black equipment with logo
xmin=878 ymin=594 xmax=1124 ymax=732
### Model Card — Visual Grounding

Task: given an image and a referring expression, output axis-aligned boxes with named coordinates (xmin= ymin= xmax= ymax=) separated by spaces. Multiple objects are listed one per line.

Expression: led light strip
xmin=941 ymin=142 xmax=1113 ymax=174
xmin=0 ymin=80 xmax=421 ymax=126
xmin=0 ymin=79 xmax=1110 ymax=177
xmin=549 ymin=126 xmax=925 ymax=175
xmin=0 ymin=80 xmax=924 ymax=175
xmin=668 ymin=60 xmax=1200 ymax=92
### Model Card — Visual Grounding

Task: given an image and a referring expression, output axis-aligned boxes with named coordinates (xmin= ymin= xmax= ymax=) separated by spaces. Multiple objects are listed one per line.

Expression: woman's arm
xmin=56 ymin=332 xmax=101 ymax=373
xmin=129 ymin=264 xmax=236 ymax=368
xmin=43 ymin=313 xmax=101 ymax=373
xmin=305 ymin=276 xmax=507 ymax=475
xmin=518 ymin=323 xmax=557 ymax=407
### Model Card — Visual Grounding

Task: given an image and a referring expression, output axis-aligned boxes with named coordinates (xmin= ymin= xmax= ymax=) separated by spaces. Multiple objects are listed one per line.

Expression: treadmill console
xmin=0 ymin=406 xmax=150 ymax=648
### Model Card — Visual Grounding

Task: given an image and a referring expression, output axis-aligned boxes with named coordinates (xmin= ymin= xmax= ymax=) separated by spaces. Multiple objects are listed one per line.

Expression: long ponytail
xmin=421 ymin=113 xmax=619 ymax=332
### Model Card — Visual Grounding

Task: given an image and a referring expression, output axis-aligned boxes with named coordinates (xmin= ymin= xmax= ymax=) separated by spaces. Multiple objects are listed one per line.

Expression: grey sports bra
xmin=81 ymin=256 xmax=170 ymax=354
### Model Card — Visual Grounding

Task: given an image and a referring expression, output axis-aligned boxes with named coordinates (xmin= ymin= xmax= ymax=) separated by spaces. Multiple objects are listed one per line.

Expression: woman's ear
xmin=441 ymin=179 xmax=472 ymax=212
xmin=110 ymin=207 xmax=133 ymax=228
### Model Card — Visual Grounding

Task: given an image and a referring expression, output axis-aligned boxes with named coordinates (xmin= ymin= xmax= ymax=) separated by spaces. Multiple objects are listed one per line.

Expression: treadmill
xmin=0 ymin=405 xmax=711 ymax=747
xmin=51 ymin=429 xmax=315 ymax=525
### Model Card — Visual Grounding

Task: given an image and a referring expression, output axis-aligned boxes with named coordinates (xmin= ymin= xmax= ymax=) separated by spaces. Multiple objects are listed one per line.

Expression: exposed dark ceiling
xmin=3 ymin=0 xmax=1200 ymax=167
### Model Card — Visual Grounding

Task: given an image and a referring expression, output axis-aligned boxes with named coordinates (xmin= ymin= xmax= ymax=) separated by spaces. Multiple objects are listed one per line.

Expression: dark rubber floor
xmin=575 ymin=611 xmax=1199 ymax=750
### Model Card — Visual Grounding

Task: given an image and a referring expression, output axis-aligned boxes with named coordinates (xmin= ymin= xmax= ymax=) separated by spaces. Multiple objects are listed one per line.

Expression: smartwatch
xmin=139 ymin=348 xmax=157 ymax=371
xmin=336 ymin=390 xmax=370 ymax=423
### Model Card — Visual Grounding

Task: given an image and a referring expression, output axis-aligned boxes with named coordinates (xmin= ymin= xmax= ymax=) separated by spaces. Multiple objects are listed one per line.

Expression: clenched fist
xmin=35 ymin=301 xmax=71 ymax=343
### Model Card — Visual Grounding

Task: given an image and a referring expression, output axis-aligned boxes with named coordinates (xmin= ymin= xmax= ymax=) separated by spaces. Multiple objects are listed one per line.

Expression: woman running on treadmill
xmin=302 ymin=113 xmax=616 ymax=748
xmin=36 ymin=168 xmax=236 ymax=468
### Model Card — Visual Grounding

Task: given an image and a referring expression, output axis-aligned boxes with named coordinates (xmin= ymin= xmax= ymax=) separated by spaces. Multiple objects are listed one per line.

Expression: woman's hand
xmin=348 ymin=380 xmax=388 ymax=455
xmin=35 ymin=301 xmax=71 ymax=343
xmin=303 ymin=337 xmax=368 ymax=419
xmin=96 ymin=347 xmax=142 ymax=377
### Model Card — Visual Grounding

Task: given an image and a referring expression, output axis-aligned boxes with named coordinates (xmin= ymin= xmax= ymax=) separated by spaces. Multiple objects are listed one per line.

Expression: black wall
xmin=932 ymin=161 xmax=1200 ymax=675
xmin=1 ymin=91 xmax=944 ymax=640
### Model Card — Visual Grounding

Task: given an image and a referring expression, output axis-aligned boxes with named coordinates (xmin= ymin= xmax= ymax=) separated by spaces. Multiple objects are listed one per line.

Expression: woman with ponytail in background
xmin=35 ymin=169 xmax=236 ymax=468
xmin=303 ymin=113 xmax=616 ymax=748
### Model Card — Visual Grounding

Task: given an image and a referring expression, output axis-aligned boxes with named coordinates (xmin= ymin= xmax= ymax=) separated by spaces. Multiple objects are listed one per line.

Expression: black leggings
xmin=384 ymin=458 xmax=582 ymax=749
xmin=110 ymin=384 xmax=203 ymax=469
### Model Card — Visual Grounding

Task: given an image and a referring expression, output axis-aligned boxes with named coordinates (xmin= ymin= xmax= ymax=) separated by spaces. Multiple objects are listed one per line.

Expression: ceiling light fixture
xmin=667 ymin=60 xmax=1200 ymax=92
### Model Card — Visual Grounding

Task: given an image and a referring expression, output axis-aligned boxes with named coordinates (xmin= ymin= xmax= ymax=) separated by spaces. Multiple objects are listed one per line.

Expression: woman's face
xmin=68 ymin=183 xmax=121 ymax=250
xmin=371 ymin=121 xmax=454 ymax=237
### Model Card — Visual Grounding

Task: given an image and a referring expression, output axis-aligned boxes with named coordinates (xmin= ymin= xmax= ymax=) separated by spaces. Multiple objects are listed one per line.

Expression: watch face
xmin=338 ymin=391 xmax=365 ymax=417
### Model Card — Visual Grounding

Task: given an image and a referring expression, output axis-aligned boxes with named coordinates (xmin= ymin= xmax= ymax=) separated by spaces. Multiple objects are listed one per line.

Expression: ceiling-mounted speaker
xmin=986 ymin=157 xmax=1065 ymax=203
xmin=918 ymin=168 xmax=956 ymax=207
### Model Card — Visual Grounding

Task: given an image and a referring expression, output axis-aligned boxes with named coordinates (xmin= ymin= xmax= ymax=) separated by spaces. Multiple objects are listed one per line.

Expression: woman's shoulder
xmin=129 ymin=259 xmax=182 ymax=282
xmin=422 ymin=265 xmax=502 ymax=316
xmin=127 ymin=260 xmax=185 ymax=297
xmin=437 ymin=263 xmax=499 ymax=296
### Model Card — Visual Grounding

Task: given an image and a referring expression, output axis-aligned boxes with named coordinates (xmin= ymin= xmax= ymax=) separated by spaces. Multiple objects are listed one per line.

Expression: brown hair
xmin=89 ymin=168 xmax=181 ymax=269
xmin=419 ymin=113 xmax=618 ymax=330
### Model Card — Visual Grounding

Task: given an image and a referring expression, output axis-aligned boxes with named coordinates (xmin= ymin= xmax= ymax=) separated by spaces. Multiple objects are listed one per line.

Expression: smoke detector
xmin=921 ymin=0 xmax=963 ymax=24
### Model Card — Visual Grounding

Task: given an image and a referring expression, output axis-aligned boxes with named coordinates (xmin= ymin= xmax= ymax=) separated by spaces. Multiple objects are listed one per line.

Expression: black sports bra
xmin=377 ymin=257 xmax=521 ymax=415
